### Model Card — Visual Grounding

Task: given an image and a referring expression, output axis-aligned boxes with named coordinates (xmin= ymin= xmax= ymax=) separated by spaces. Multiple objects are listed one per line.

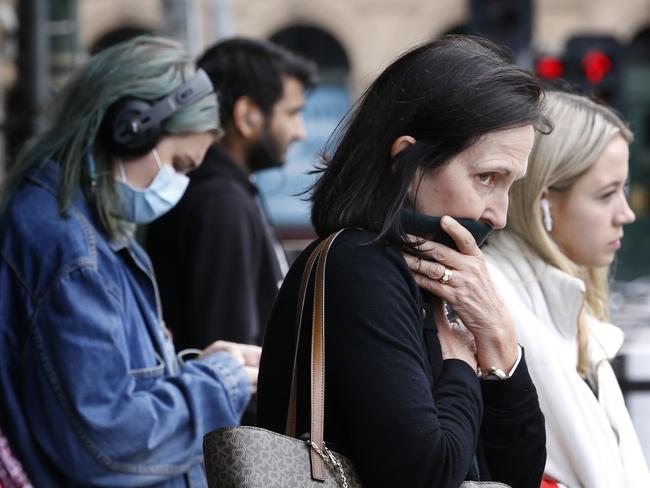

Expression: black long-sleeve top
xmin=257 ymin=229 xmax=545 ymax=488
xmin=147 ymin=146 xmax=283 ymax=349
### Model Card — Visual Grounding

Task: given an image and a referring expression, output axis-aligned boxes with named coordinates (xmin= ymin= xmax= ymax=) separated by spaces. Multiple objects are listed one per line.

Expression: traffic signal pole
xmin=210 ymin=0 xmax=236 ymax=41
xmin=161 ymin=0 xmax=204 ymax=58
xmin=470 ymin=0 xmax=533 ymax=62
xmin=20 ymin=0 xmax=49 ymax=137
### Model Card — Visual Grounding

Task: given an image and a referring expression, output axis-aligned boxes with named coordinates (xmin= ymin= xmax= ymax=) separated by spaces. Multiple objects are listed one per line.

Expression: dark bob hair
xmin=311 ymin=35 xmax=550 ymax=245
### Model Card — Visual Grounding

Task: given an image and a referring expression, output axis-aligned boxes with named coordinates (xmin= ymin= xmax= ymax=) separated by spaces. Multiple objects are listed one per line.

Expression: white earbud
xmin=245 ymin=112 xmax=258 ymax=126
xmin=540 ymin=198 xmax=553 ymax=232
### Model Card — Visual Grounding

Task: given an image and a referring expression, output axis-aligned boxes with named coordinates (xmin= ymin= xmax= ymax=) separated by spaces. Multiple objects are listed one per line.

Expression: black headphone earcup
xmin=99 ymin=97 xmax=161 ymax=158
xmin=97 ymin=69 xmax=214 ymax=159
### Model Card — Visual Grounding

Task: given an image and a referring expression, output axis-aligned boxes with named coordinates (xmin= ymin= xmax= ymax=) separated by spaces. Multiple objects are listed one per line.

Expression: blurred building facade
xmin=3 ymin=0 xmax=650 ymax=144
xmin=70 ymin=0 xmax=650 ymax=96
xmin=3 ymin=0 xmax=643 ymax=97
xmin=2 ymin=0 xmax=649 ymax=150
xmin=2 ymin=0 xmax=650 ymax=275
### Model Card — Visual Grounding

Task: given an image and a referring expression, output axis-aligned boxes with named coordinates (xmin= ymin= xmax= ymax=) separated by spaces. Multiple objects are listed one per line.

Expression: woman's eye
xmin=478 ymin=173 xmax=495 ymax=186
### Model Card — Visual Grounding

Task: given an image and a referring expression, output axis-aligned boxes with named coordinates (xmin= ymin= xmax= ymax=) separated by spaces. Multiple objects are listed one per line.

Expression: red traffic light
xmin=535 ymin=56 xmax=564 ymax=79
xmin=581 ymin=49 xmax=612 ymax=84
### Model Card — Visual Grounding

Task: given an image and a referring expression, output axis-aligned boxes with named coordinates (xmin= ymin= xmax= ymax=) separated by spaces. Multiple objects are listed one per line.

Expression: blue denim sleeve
xmin=22 ymin=265 xmax=251 ymax=486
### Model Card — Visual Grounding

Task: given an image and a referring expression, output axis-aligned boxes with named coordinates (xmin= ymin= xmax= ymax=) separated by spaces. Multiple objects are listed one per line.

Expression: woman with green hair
xmin=0 ymin=36 xmax=260 ymax=487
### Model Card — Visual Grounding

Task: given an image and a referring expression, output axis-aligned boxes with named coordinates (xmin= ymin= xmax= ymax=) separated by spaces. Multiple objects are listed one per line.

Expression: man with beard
xmin=147 ymin=37 xmax=317 ymax=359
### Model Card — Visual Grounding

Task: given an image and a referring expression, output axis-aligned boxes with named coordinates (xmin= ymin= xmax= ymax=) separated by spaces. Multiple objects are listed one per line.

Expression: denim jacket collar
xmin=27 ymin=160 xmax=131 ymax=253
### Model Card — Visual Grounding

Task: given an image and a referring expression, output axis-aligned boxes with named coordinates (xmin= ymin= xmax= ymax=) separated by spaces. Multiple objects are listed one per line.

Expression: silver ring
xmin=439 ymin=267 xmax=453 ymax=285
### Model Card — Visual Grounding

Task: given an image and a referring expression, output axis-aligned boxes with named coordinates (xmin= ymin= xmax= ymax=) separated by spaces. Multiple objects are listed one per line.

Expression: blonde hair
xmin=506 ymin=91 xmax=633 ymax=377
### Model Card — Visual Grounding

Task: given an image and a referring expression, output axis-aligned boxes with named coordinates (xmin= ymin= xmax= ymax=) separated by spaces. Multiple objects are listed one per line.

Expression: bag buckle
xmin=305 ymin=440 xmax=349 ymax=488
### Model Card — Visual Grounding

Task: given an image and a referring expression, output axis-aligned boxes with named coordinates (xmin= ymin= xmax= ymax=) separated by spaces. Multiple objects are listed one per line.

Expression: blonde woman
xmin=483 ymin=91 xmax=649 ymax=488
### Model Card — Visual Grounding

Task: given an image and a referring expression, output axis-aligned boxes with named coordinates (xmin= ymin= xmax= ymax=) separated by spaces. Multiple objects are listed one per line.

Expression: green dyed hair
xmin=0 ymin=35 xmax=219 ymax=239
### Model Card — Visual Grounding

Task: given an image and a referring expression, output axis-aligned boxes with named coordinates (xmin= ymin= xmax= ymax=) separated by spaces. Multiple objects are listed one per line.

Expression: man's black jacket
xmin=147 ymin=145 xmax=283 ymax=350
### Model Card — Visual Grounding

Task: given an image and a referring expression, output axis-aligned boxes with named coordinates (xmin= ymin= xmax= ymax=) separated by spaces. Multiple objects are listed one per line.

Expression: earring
xmin=540 ymin=198 xmax=553 ymax=232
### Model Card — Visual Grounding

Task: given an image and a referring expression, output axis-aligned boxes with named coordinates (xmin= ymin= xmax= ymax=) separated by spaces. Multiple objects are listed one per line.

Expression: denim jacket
xmin=0 ymin=162 xmax=251 ymax=487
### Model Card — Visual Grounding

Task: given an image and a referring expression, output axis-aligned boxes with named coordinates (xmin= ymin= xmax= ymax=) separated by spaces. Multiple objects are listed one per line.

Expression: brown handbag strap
xmin=285 ymin=237 xmax=328 ymax=437
xmin=283 ymin=229 xmax=346 ymax=481
xmin=310 ymin=229 xmax=344 ymax=480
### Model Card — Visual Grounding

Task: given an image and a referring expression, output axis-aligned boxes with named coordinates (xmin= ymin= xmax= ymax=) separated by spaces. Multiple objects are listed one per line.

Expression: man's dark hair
xmin=311 ymin=35 xmax=551 ymax=246
xmin=197 ymin=37 xmax=318 ymax=127
xmin=89 ymin=26 xmax=154 ymax=55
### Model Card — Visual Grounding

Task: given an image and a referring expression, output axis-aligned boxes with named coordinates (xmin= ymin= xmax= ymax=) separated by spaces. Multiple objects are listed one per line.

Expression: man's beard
xmin=246 ymin=131 xmax=284 ymax=172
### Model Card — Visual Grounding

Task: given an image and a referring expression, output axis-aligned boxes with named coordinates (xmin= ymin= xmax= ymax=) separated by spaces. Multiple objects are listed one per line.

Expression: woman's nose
xmin=615 ymin=196 xmax=636 ymax=226
xmin=484 ymin=198 xmax=508 ymax=230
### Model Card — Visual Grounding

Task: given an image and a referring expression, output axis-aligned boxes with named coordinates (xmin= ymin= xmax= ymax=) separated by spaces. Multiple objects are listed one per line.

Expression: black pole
xmin=6 ymin=0 xmax=49 ymax=164
xmin=23 ymin=0 xmax=49 ymax=134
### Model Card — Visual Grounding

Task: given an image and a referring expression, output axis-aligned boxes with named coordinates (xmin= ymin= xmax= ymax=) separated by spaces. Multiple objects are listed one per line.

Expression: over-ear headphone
xmin=99 ymin=69 xmax=214 ymax=158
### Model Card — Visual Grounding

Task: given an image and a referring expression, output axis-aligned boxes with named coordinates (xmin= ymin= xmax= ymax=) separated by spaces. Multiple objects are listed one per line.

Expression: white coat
xmin=483 ymin=230 xmax=650 ymax=488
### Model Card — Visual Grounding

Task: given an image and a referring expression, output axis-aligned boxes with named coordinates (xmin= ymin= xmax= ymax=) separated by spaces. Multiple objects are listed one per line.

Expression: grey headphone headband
xmin=128 ymin=69 xmax=214 ymax=135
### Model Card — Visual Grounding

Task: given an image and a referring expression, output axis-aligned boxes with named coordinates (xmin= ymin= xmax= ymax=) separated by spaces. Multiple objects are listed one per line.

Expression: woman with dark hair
xmin=257 ymin=36 xmax=548 ymax=487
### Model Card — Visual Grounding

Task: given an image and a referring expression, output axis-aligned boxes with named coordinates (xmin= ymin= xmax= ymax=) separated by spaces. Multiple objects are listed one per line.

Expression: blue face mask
xmin=115 ymin=149 xmax=189 ymax=224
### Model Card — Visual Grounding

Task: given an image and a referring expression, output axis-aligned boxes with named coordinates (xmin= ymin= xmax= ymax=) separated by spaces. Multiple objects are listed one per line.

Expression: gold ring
xmin=439 ymin=267 xmax=453 ymax=285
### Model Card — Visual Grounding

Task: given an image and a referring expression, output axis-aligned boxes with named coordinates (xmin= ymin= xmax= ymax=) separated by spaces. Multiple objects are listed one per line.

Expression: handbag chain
xmin=306 ymin=439 xmax=349 ymax=488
